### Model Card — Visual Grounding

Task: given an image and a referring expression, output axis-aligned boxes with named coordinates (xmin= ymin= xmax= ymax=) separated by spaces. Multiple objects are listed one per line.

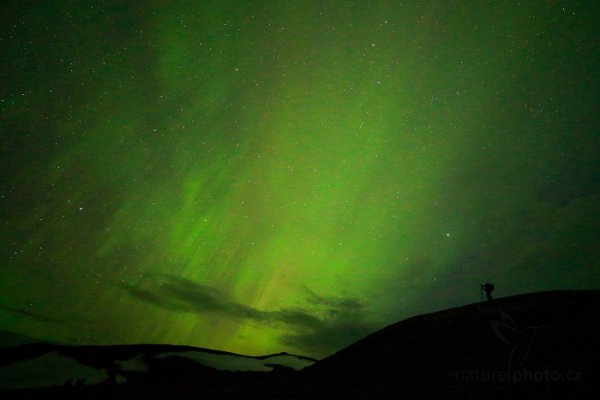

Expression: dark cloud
xmin=123 ymin=274 xmax=377 ymax=356
xmin=304 ymin=285 xmax=364 ymax=311
xmin=0 ymin=303 xmax=60 ymax=324
xmin=270 ymin=309 xmax=322 ymax=330
xmin=122 ymin=284 xmax=190 ymax=313
xmin=123 ymin=274 xmax=263 ymax=320
xmin=280 ymin=288 xmax=379 ymax=356
xmin=279 ymin=320 xmax=376 ymax=357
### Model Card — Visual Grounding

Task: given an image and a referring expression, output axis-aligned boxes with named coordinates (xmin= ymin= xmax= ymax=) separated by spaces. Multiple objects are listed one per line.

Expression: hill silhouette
xmin=1 ymin=290 xmax=597 ymax=399
xmin=301 ymin=289 xmax=599 ymax=399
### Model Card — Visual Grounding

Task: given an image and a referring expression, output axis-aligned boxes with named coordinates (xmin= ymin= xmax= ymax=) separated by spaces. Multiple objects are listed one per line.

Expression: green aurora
xmin=1 ymin=1 xmax=599 ymax=358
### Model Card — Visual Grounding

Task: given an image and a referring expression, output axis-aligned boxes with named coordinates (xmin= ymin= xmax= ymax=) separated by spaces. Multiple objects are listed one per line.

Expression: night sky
xmin=1 ymin=1 xmax=599 ymax=358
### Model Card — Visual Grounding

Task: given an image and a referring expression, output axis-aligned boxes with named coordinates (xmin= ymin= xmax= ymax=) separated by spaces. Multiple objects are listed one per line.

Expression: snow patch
xmin=157 ymin=351 xmax=272 ymax=371
xmin=0 ymin=352 xmax=107 ymax=389
xmin=156 ymin=351 xmax=314 ymax=372
xmin=262 ymin=355 xmax=314 ymax=370
xmin=117 ymin=353 xmax=149 ymax=372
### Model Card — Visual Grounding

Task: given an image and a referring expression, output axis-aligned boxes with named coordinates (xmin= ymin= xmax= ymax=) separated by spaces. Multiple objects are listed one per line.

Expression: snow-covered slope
xmin=0 ymin=343 xmax=316 ymax=390
xmin=155 ymin=351 xmax=314 ymax=372
xmin=0 ymin=352 xmax=107 ymax=389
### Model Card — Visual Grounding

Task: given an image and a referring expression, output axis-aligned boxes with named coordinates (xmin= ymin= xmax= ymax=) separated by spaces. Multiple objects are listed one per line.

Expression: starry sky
xmin=1 ymin=1 xmax=599 ymax=358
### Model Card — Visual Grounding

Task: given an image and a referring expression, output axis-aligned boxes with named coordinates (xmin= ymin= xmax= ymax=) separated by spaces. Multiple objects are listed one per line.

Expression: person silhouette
xmin=481 ymin=283 xmax=495 ymax=301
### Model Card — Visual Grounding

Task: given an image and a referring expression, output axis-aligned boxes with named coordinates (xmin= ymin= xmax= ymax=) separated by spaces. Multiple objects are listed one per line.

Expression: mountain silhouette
xmin=0 ymin=290 xmax=597 ymax=399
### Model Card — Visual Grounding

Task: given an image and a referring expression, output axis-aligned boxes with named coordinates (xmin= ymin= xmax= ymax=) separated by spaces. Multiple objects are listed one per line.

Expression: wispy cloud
xmin=123 ymin=274 xmax=378 ymax=356
xmin=0 ymin=303 xmax=60 ymax=324
xmin=282 ymin=286 xmax=378 ymax=355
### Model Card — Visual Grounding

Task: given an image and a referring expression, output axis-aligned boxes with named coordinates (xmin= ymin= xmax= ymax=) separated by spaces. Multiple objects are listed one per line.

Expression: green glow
xmin=1 ymin=1 xmax=598 ymax=357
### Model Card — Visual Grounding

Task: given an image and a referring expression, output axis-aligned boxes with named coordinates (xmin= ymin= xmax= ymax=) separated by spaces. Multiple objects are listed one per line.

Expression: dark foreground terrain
xmin=1 ymin=290 xmax=598 ymax=399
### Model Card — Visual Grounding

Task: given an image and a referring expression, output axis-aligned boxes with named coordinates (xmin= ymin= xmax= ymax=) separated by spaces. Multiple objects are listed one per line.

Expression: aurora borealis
xmin=1 ymin=1 xmax=599 ymax=358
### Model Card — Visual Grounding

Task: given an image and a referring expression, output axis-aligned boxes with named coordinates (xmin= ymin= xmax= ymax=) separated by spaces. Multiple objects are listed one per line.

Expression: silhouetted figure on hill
xmin=481 ymin=283 xmax=495 ymax=301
